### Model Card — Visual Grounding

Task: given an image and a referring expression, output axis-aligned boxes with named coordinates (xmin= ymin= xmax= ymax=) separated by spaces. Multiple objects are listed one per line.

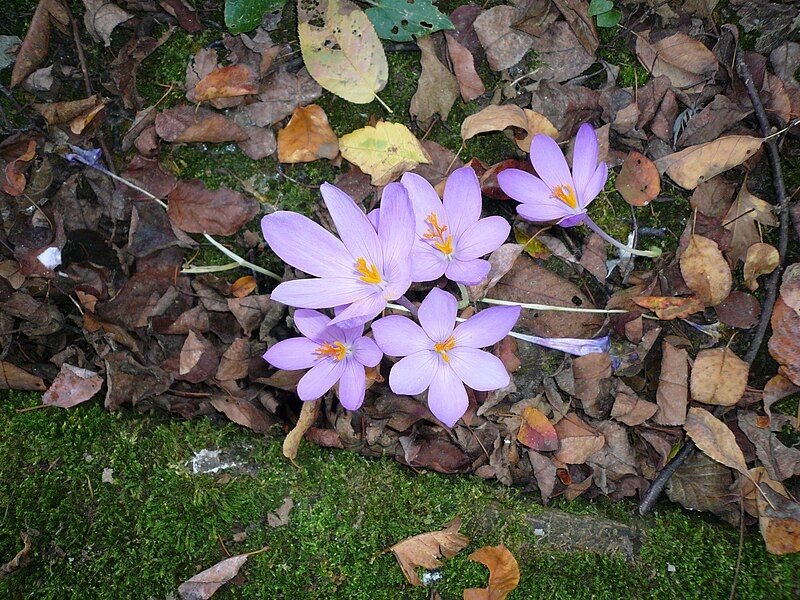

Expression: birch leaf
xmin=655 ymin=136 xmax=763 ymax=190
xmin=684 ymin=406 xmax=748 ymax=475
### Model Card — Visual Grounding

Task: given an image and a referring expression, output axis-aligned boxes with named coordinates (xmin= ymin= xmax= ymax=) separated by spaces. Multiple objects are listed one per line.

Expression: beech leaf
xmin=654 ymin=136 xmax=763 ymax=190
xmin=615 ymin=151 xmax=660 ymax=206
xmin=690 ymin=347 xmax=749 ymax=407
xmin=463 ymin=544 xmax=520 ymax=600
xmin=680 ymin=234 xmax=732 ymax=306
xmin=684 ymin=406 xmax=748 ymax=475
xmin=277 ymin=104 xmax=339 ymax=163
xmin=461 ymin=104 xmax=528 ymax=141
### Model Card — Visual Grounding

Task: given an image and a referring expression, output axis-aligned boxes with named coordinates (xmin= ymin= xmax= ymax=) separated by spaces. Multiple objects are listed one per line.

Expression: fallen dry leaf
xmin=210 ymin=396 xmax=271 ymax=433
xmin=445 ymin=32 xmax=485 ymax=102
xmin=615 ymin=151 xmax=660 ymax=206
xmin=724 ymin=184 xmax=778 ymax=266
xmin=0 ymin=361 xmax=46 ymax=391
xmin=155 ymin=105 xmax=248 ymax=144
xmin=757 ymin=482 xmax=800 ymax=556
xmin=517 ymin=406 xmax=559 ymax=452
xmin=277 ymin=104 xmax=339 ymax=164
xmin=655 ymin=136 xmax=763 ymax=190
xmin=10 ymin=0 xmax=68 ymax=87
xmin=610 ymin=382 xmax=657 ymax=426
xmin=680 ymin=234 xmax=732 ymax=306
xmin=299 ymin=0 xmax=387 ymax=104
xmin=553 ymin=412 xmax=605 ymax=464
xmin=635 ymin=31 xmax=717 ymax=92
xmin=515 ymin=110 xmax=558 ymax=153
xmin=1 ymin=139 xmax=35 ymax=197
xmin=42 ymin=363 xmax=103 ymax=408
xmin=410 ymin=35 xmax=459 ymax=124
xmin=178 ymin=330 xmax=219 ymax=384
xmin=0 ymin=532 xmax=32 ymax=579
xmin=528 ymin=20 xmax=595 ymax=83
xmin=473 ymin=5 xmax=533 ymax=71
xmin=654 ymin=342 xmax=689 ymax=426
xmin=388 ymin=518 xmax=469 ymax=586
xmin=83 ymin=0 xmax=132 ymax=47
xmin=193 ymin=65 xmax=258 ymax=102
xmin=230 ymin=276 xmax=256 ymax=298
xmin=743 ymin=242 xmax=779 ymax=291
xmin=684 ymin=406 xmax=749 ymax=475
xmin=690 ymin=347 xmax=749 ymax=407
xmin=167 ymin=179 xmax=259 ymax=236
xmin=283 ymin=399 xmax=319 ymax=462
xmin=463 ymin=544 xmax=520 ymax=600
xmin=35 ymin=95 xmax=99 ymax=125
xmin=461 ymin=104 xmax=528 ymax=142
xmin=769 ymin=298 xmax=800 ymax=387
xmin=178 ymin=548 xmax=266 ymax=599
xmin=632 ymin=295 xmax=704 ymax=320
xmin=339 ymin=121 xmax=430 ymax=186
xmin=779 ymin=263 xmax=800 ymax=310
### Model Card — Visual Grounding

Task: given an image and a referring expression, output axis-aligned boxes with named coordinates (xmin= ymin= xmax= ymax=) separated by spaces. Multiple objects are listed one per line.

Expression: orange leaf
xmin=632 ymin=295 xmax=704 ymax=320
xmin=277 ymin=104 xmax=339 ymax=163
xmin=463 ymin=544 xmax=520 ymax=600
xmin=193 ymin=65 xmax=258 ymax=101
xmin=388 ymin=518 xmax=469 ymax=586
xmin=615 ymin=151 xmax=660 ymax=206
xmin=231 ymin=275 xmax=257 ymax=298
xmin=517 ymin=406 xmax=559 ymax=451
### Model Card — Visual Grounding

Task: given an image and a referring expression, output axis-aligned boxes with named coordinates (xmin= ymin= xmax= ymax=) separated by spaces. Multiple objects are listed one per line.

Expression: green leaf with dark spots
xmin=225 ymin=0 xmax=286 ymax=34
xmin=596 ymin=9 xmax=621 ymax=27
xmin=364 ymin=0 xmax=453 ymax=42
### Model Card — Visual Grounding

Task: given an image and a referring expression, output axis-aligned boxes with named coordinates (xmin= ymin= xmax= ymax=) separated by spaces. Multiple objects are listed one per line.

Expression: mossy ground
xmin=1 ymin=390 xmax=798 ymax=599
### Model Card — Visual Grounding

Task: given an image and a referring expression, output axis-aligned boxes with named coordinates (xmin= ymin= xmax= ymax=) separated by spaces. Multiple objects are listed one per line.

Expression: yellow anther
xmin=552 ymin=184 xmax=578 ymax=209
xmin=434 ymin=336 xmax=456 ymax=362
xmin=423 ymin=213 xmax=454 ymax=256
xmin=356 ymin=257 xmax=382 ymax=285
xmin=315 ymin=341 xmax=347 ymax=361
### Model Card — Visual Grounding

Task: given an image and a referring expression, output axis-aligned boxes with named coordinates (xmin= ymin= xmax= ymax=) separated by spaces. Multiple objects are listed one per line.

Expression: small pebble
xmin=101 ymin=468 xmax=114 ymax=483
xmin=534 ymin=528 xmax=545 ymax=537
xmin=667 ymin=563 xmax=676 ymax=573
xmin=233 ymin=531 xmax=247 ymax=543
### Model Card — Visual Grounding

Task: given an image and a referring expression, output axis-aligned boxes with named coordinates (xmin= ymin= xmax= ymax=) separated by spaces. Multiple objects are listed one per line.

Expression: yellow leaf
xmin=298 ymin=0 xmax=388 ymax=105
xmin=339 ymin=121 xmax=431 ymax=186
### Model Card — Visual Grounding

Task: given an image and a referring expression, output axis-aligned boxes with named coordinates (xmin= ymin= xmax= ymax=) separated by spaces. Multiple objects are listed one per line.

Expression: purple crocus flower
xmin=262 ymin=182 xmax=415 ymax=328
xmin=399 ymin=167 xmax=510 ymax=285
xmin=372 ymin=288 xmax=520 ymax=427
xmin=498 ymin=123 xmax=659 ymax=257
xmin=263 ymin=309 xmax=382 ymax=410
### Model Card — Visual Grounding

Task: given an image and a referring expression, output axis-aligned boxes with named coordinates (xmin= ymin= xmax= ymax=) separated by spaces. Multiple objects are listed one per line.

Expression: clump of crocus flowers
xmin=259 ymin=124 xmax=656 ymax=426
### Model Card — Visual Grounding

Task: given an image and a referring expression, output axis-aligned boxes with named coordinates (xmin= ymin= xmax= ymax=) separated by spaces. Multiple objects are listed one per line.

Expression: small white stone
xmin=37 ymin=247 xmax=62 ymax=270
xmin=534 ymin=528 xmax=545 ymax=537
xmin=667 ymin=563 xmax=676 ymax=573
xmin=101 ymin=468 xmax=114 ymax=483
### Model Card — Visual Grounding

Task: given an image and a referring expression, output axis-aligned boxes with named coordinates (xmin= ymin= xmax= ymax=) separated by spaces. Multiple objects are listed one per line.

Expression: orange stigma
xmin=552 ymin=184 xmax=578 ymax=209
xmin=434 ymin=336 xmax=456 ymax=362
xmin=423 ymin=213 xmax=454 ymax=256
xmin=356 ymin=257 xmax=382 ymax=285
xmin=315 ymin=341 xmax=347 ymax=361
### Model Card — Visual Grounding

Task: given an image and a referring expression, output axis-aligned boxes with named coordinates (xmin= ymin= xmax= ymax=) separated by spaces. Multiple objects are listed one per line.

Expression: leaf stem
xmin=373 ymin=92 xmax=393 ymax=114
xmin=479 ymin=297 xmax=627 ymax=314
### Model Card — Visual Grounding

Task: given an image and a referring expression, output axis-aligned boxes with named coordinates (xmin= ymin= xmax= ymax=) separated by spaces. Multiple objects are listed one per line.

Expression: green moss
xmin=2 ymin=390 xmax=797 ymax=599
xmin=597 ymin=29 xmax=649 ymax=89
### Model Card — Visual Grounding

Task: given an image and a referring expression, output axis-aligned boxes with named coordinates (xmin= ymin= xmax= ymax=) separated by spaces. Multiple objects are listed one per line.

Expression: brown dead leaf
xmin=610 ymin=382 xmax=657 ymax=426
xmin=42 ymin=363 xmax=103 ymax=408
xmin=231 ymin=276 xmax=256 ymax=298
xmin=167 ymin=179 xmax=259 ymax=236
xmin=724 ymin=184 xmax=778 ymax=266
xmin=0 ymin=532 xmax=32 ymax=579
xmin=178 ymin=549 xmax=264 ymax=599
xmin=680 ymin=234 xmax=732 ymax=306
xmin=677 ymin=95 xmax=751 ymax=147
xmin=690 ymin=176 xmax=737 ymax=220
xmin=552 ymin=0 xmax=599 ymax=55
xmin=684 ymin=406 xmax=749 ymax=475
xmin=461 ymin=104 xmax=528 ymax=141
xmin=654 ymin=342 xmax=689 ymax=426
xmin=177 ymin=330 xmax=219 ymax=384
xmin=743 ymin=242 xmax=779 ymax=291
xmin=388 ymin=518 xmax=469 ymax=586
xmin=215 ymin=338 xmax=253 ymax=381
xmin=83 ymin=0 xmax=132 ymax=47
xmin=572 ymin=352 xmax=612 ymax=418
xmin=769 ymin=298 xmax=800 ymax=388
xmin=655 ymin=136 xmax=763 ymax=190
xmin=780 ymin=263 xmax=800 ymax=311
xmin=1 ymin=139 xmax=35 ymax=197
xmin=615 ymin=151 xmax=660 ymax=206
xmin=635 ymin=31 xmax=717 ymax=92
xmin=474 ymin=6 xmax=533 ymax=71
xmin=690 ymin=348 xmax=748 ymax=407
xmin=445 ymin=33 xmax=485 ymax=102
xmin=515 ymin=110 xmax=558 ymax=153
xmin=757 ymin=482 xmax=800 ymax=556
xmin=194 ymin=65 xmax=258 ymax=102
xmin=739 ymin=411 xmax=800 ymax=482
xmin=35 ymin=95 xmax=99 ymax=125
xmin=553 ymin=412 xmax=605 ymax=464
xmin=0 ymin=361 xmax=46 ymax=391
xmin=155 ymin=105 xmax=248 ymax=143
xmin=517 ymin=406 xmax=559 ymax=452
xmin=529 ymin=21 xmax=595 ymax=83
xmin=11 ymin=0 xmax=68 ymax=87
xmin=283 ymin=399 xmax=319 ymax=462
xmin=666 ymin=452 xmax=738 ymax=525
xmin=277 ymin=104 xmax=339 ymax=163
xmin=410 ymin=35 xmax=459 ymax=124
xmin=714 ymin=290 xmax=760 ymax=329
xmin=632 ymin=295 xmax=704 ymax=320
xmin=211 ymin=396 xmax=271 ymax=433
xmin=463 ymin=544 xmax=520 ymax=600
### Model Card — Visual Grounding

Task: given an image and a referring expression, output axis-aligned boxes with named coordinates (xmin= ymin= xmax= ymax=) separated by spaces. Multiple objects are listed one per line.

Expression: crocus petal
xmin=512 ymin=333 xmax=611 ymax=356
xmin=296 ymin=359 xmax=346 ymax=401
xmin=271 ymin=278 xmax=368 ymax=309
xmin=580 ymin=162 xmax=608 ymax=209
xmin=352 ymin=336 xmax=383 ymax=367
xmin=367 ymin=208 xmax=380 ymax=231
xmin=427 ymin=365 xmax=468 ymax=427
xmin=293 ymin=309 xmax=334 ymax=342
xmin=442 ymin=166 xmax=481 ymax=238
xmin=388 ymin=350 xmax=439 ymax=395
xmin=529 ymin=134 xmax=574 ymax=192
xmin=372 ymin=315 xmax=433 ymax=357
xmin=320 ymin=182 xmax=383 ymax=271
xmin=444 ymin=257 xmax=491 ymax=286
xmin=400 ymin=172 xmax=444 ymax=239
xmin=338 ymin=360 xmax=366 ymax=410
xmin=453 ymin=305 xmax=521 ymax=348
xmin=263 ymin=337 xmax=320 ymax=370
xmin=557 ymin=213 xmax=587 ymax=228
xmin=418 ymin=288 xmax=457 ymax=343
xmin=378 ymin=183 xmax=415 ymax=277
xmin=498 ymin=170 xmax=576 ymax=222
xmin=448 ymin=347 xmax=510 ymax=391
xmin=262 ymin=212 xmax=353 ymax=278
xmin=381 ymin=260 xmax=412 ymax=301
xmin=517 ymin=202 xmax=579 ymax=224
xmin=329 ymin=293 xmax=387 ymax=328
xmin=454 ymin=216 xmax=510 ymax=261
xmin=571 ymin=123 xmax=599 ymax=202
xmin=411 ymin=244 xmax=447 ymax=282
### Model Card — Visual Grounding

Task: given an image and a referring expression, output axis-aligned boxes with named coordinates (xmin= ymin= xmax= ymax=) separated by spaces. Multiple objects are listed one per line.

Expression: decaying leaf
xmin=463 ymin=544 xmax=520 ymax=600
xmin=515 ymin=110 xmax=558 ymax=153
xmin=615 ymin=151 xmax=660 ymax=206
xmin=0 ymin=532 xmax=32 ymax=579
xmin=655 ymin=136 xmax=763 ymax=190
xmin=461 ymin=104 xmax=528 ymax=142
xmin=632 ymin=295 xmax=704 ymax=320
xmin=10 ymin=0 xmax=69 ymax=87
xmin=666 ymin=452 xmax=738 ymax=525
xmin=277 ymin=104 xmax=339 ymax=163
xmin=779 ymin=263 xmax=800 ymax=311
xmin=553 ymin=412 xmax=605 ymax=464
xmin=178 ymin=548 xmax=265 ymax=599
xmin=0 ymin=361 xmax=46 ymax=391
xmin=680 ymin=234 xmax=732 ymax=306
xmin=445 ymin=32 xmax=485 ymax=102
xmin=635 ymin=31 xmax=717 ymax=92
xmin=410 ymin=35 xmax=459 ymax=124
xmin=42 ymin=363 xmax=103 ymax=408
xmin=684 ymin=406 xmax=749 ymax=475
xmin=193 ymin=65 xmax=258 ymax=102
xmin=517 ymin=406 xmax=559 ymax=452
xmin=231 ymin=276 xmax=256 ymax=298
xmin=757 ymin=483 xmax=800 ymax=556
xmin=83 ymin=0 xmax=132 ymax=47
xmin=690 ymin=348 xmax=748 ymax=407
xmin=473 ymin=5 xmax=533 ymax=71
xmin=387 ymin=518 xmax=469 ymax=586
xmin=339 ymin=121 xmax=430 ymax=186
xmin=299 ymin=0 xmax=388 ymax=104
xmin=155 ymin=105 xmax=248 ymax=143
xmin=724 ymin=185 xmax=778 ymax=266
xmin=283 ymin=399 xmax=319 ymax=462
xmin=654 ymin=342 xmax=689 ymax=426
xmin=743 ymin=243 xmax=779 ymax=291
xmin=610 ymin=381 xmax=657 ymax=426
xmin=167 ymin=179 xmax=259 ymax=236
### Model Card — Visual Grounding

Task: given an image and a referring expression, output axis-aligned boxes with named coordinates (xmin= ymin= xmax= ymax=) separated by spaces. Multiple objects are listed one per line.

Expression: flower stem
xmin=583 ymin=216 xmax=662 ymax=258
xmin=457 ymin=283 xmax=470 ymax=309
xmin=479 ymin=297 xmax=627 ymax=314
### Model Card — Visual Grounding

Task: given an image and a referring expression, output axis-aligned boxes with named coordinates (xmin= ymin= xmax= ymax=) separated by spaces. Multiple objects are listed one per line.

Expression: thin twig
xmin=638 ymin=30 xmax=794 ymax=516
xmin=729 ymin=495 xmax=745 ymax=600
